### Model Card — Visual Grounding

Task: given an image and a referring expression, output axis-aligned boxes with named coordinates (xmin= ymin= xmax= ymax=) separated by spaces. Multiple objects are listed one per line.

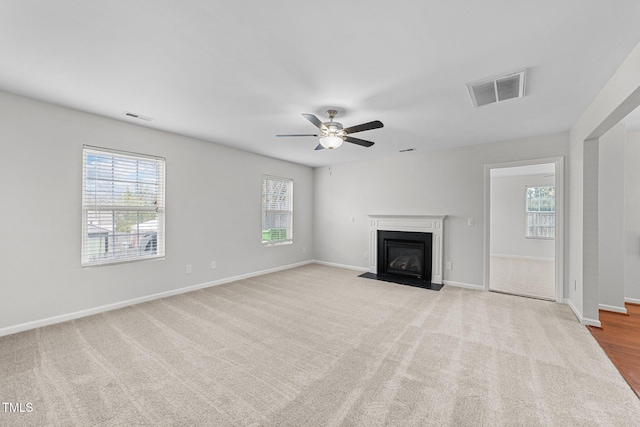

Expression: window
xmin=82 ymin=146 xmax=165 ymax=266
xmin=261 ymin=175 xmax=293 ymax=244
xmin=526 ymin=185 xmax=555 ymax=239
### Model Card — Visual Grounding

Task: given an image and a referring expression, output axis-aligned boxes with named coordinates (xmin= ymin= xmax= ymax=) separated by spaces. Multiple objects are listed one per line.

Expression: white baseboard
xmin=564 ymin=298 xmax=601 ymax=327
xmin=312 ymin=260 xmax=369 ymax=272
xmin=564 ymin=298 xmax=580 ymax=321
xmin=0 ymin=260 xmax=313 ymax=338
xmin=599 ymin=303 xmax=628 ymax=314
xmin=490 ymin=253 xmax=554 ymax=262
xmin=581 ymin=317 xmax=602 ymax=327
xmin=443 ymin=280 xmax=484 ymax=291
xmin=625 ymin=297 xmax=640 ymax=305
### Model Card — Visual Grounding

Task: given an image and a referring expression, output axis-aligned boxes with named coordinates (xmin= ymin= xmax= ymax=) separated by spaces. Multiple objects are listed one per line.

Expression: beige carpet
xmin=1 ymin=264 xmax=639 ymax=426
xmin=490 ymin=255 xmax=555 ymax=300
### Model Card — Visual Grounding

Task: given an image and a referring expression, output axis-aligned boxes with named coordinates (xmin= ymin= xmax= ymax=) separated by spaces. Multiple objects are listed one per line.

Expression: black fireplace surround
xmin=377 ymin=230 xmax=432 ymax=281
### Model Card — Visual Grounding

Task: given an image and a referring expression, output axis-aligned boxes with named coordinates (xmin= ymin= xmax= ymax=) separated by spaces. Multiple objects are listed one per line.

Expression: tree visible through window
xmin=81 ymin=146 xmax=165 ymax=265
xmin=526 ymin=186 xmax=555 ymax=239
xmin=262 ymin=175 xmax=293 ymax=244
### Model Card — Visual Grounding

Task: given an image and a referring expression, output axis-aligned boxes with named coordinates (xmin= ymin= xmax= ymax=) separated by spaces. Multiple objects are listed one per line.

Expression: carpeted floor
xmin=490 ymin=256 xmax=555 ymax=300
xmin=1 ymin=264 xmax=639 ymax=426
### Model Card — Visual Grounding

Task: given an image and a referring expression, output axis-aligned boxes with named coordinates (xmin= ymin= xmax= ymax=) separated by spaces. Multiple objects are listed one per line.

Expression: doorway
xmin=484 ymin=157 xmax=564 ymax=302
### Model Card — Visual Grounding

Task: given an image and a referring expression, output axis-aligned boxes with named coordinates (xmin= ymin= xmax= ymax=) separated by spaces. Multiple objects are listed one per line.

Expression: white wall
xmin=490 ymin=174 xmax=555 ymax=259
xmin=625 ymin=131 xmax=640 ymax=303
xmin=569 ymin=41 xmax=640 ymax=324
xmin=313 ymin=133 xmax=569 ymax=288
xmin=598 ymin=122 xmax=626 ymax=311
xmin=0 ymin=90 xmax=314 ymax=332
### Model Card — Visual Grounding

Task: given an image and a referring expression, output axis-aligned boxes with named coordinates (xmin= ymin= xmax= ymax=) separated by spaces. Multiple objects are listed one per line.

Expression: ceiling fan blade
xmin=345 ymin=136 xmax=375 ymax=147
xmin=343 ymin=120 xmax=383 ymax=134
xmin=276 ymin=134 xmax=318 ymax=137
xmin=314 ymin=144 xmax=324 ymax=151
xmin=302 ymin=114 xmax=328 ymax=132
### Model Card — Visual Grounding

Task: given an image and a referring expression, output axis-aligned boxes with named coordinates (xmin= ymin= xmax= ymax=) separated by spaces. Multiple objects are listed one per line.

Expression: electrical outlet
xmin=350 ymin=216 xmax=355 ymax=222
xmin=364 ymin=252 xmax=368 ymax=260
xmin=186 ymin=264 xmax=192 ymax=274
xmin=467 ymin=218 xmax=475 ymax=227
xmin=211 ymin=261 xmax=216 ymax=269
xmin=446 ymin=261 xmax=452 ymax=270
xmin=302 ymin=247 xmax=306 ymax=254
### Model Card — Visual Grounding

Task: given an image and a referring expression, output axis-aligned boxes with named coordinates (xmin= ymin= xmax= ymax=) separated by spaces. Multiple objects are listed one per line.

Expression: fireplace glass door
xmin=377 ymin=230 xmax=433 ymax=282
xmin=386 ymin=241 xmax=424 ymax=278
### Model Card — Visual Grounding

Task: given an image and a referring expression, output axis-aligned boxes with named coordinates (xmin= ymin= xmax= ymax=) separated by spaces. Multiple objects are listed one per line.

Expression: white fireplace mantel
xmin=368 ymin=215 xmax=446 ymax=284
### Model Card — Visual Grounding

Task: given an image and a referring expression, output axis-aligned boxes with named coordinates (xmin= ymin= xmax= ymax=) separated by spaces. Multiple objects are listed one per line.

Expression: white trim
xmin=581 ymin=317 xmax=602 ymax=327
xmin=262 ymin=240 xmax=293 ymax=247
xmin=81 ymin=146 xmax=166 ymax=267
xmin=490 ymin=253 xmax=555 ymax=262
xmin=0 ymin=260 xmax=313 ymax=338
xmin=564 ymin=298 xmax=582 ymax=320
xmin=598 ymin=304 xmax=628 ymax=314
xmin=625 ymin=297 xmax=640 ymax=305
xmin=565 ymin=298 xmax=581 ymax=321
xmin=484 ymin=156 xmax=564 ymax=303
xmin=312 ymin=260 xmax=369 ymax=272
xmin=565 ymin=298 xmax=602 ymax=327
xmin=261 ymin=174 xmax=294 ymax=245
xmin=83 ymin=144 xmax=165 ymax=161
xmin=443 ymin=280 xmax=484 ymax=291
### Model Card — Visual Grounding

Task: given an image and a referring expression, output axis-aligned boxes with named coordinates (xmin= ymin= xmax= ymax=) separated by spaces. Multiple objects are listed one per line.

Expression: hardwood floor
xmin=588 ymin=303 xmax=640 ymax=398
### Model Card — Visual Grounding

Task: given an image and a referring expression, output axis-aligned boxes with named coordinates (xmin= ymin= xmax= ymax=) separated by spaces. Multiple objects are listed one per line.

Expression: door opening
xmin=484 ymin=159 xmax=564 ymax=302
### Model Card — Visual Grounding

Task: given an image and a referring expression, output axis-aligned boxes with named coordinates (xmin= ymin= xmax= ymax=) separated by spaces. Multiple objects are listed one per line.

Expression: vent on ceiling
xmin=467 ymin=69 xmax=526 ymax=107
xmin=124 ymin=111 xmax=154 ymax=122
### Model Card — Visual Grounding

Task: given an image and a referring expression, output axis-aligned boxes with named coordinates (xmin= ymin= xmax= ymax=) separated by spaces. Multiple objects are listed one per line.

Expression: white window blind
xmin=525 ymin=185 xmax=555 ymax=239
xmin=82 ymin=145 xmax=165 ymax=266
xmin=261 ymin=175 xmax=293 ymax=244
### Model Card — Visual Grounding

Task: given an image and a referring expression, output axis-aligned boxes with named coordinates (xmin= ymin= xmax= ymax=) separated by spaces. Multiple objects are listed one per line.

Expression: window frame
xmin=81 ymin=145 xmax=166 ymax=266
xmin=261 ymin=175 xmax=293 ymax=246
xmin=525 ymin=185 xmax=555 ymax=240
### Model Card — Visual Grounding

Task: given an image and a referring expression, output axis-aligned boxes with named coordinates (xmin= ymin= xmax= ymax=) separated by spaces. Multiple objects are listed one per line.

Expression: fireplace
xmin=377 ymin=230 xmax=432 ymax=281
xmin=364 ymin=215 xmax=445 ymax=290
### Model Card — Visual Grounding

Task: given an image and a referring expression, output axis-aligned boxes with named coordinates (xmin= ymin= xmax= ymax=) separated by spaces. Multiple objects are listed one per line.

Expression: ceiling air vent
xmin=467 ymin=69 xmax=526 ymax=107
xmin=124 ymin=111 xmax=154 ymax=122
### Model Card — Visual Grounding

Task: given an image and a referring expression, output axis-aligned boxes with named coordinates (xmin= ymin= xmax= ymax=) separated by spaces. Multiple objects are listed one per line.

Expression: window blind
xmin=261 ymin=175 xmax=293 ymax=244
xmin=82 ymin=145 xmax=165 ymax=266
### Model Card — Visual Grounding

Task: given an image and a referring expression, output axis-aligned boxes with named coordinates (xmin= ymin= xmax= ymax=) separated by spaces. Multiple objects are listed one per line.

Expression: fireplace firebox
xmin=377 ymin=230 xmax=432 ymax=282
xmin=361 ymin=215 xmax=445 ymax=290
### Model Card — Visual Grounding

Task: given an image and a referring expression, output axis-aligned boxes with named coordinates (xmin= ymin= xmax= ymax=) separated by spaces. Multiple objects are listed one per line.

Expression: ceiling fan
xmin=276 ymin=109 xmax=383 ymax=150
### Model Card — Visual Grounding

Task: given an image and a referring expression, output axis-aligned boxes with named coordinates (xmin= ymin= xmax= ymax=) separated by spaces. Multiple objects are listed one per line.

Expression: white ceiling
xmin=1 ymin=1 xmax=639 ymax=167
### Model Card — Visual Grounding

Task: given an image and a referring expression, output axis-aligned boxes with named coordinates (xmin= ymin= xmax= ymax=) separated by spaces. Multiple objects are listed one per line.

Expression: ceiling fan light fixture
xmin=319 ymin=135 xmax=343 ymax=149
xmin=277 ymin=110 xmax=381 ymax=150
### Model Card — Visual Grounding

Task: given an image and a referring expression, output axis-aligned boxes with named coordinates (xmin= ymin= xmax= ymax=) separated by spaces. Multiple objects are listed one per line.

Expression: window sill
xmin=262 ymin=240 xmax=293 ymax=247
xmin=81 ymin=255 xmax=165 ymax=268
